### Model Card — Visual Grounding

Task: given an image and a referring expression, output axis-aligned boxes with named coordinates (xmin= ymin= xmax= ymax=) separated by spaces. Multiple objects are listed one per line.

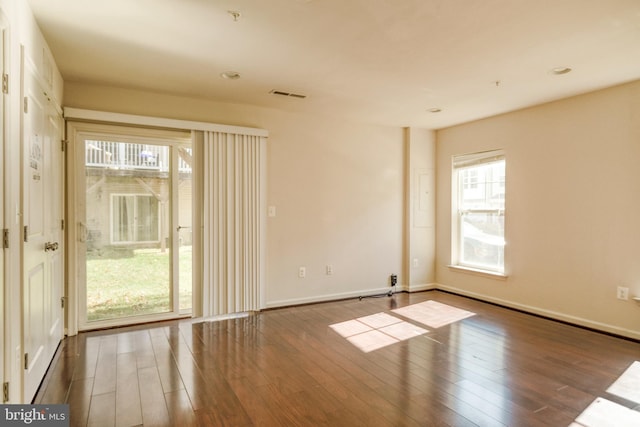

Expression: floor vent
xmin=269 ymin=89 xmax=307 ymax=99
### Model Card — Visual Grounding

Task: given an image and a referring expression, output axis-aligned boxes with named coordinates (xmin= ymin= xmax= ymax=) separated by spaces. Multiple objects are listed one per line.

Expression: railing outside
xmin=86 ymin=141 xmax=192 ymax=172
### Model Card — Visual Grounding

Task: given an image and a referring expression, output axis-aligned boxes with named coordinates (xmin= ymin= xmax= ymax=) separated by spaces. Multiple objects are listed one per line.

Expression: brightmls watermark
xmin=1 ymin=405 xmax=69 ymax=426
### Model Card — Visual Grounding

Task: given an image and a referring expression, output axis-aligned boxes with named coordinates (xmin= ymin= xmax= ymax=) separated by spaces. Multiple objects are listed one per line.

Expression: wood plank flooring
xmin=34 ymin=291 xmax=640 ymax=426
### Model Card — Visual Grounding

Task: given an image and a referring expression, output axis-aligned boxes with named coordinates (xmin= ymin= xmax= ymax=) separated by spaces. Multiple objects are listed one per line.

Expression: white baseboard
xmin=404 ymin=283 xmax=438 ymax=293
xmin=435 ymin=284 xmax=640 ymax=341
xmin=265 ymin=286 xmax=391 ymax=309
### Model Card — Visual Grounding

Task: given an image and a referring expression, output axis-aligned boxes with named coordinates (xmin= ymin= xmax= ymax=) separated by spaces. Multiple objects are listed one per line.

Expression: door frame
xmin=66 ymin=121 xmax=192 ymax=333
xmin=0 ymin=9 xmax=7 ymax=404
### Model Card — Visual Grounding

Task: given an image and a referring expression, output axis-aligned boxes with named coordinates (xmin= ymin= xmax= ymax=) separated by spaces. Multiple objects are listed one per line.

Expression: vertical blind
xmin=202 ymin=131 xmax=266 ymax=316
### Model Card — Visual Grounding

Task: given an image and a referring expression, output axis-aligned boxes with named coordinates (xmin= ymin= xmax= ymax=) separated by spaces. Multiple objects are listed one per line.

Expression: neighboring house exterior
xmin=85 ymin=141 xmax=192 ymax=253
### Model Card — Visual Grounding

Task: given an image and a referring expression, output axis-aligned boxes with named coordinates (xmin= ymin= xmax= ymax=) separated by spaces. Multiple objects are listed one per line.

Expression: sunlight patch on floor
xmin=606 ymin=361 xmax=640 ymax=405
xmin=329 ymin=313 xmax=429 ymax=353
xmin=392 ymin=300 xmax=476 ymax=328
xmin=571 ymin=360 xmax=640 ymax=427
xmin=571 ymin=397 xmax=640 ymax=427
xmin=358 ymin=312 xmax=403 ymax=329
xmin=330 ymin=301 xmax=477 ymax=353
xmin=346 ymin=329 xmax=401 ymax=353
xmin=379 ymin=322 xmax=429 ymax=341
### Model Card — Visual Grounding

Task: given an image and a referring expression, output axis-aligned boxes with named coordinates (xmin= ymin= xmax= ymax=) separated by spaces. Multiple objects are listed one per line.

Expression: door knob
xmin=44 ymin=242 xmax=59 ymax=252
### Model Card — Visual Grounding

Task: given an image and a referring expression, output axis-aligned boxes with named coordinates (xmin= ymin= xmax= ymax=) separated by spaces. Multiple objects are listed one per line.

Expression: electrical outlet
xmin=617 ymin=286 xmax=629 ymax=300
xmin=298 ymin=267 xmax=306 ymax=278
xmin=326 ymin=265 xmax=333 ymax=275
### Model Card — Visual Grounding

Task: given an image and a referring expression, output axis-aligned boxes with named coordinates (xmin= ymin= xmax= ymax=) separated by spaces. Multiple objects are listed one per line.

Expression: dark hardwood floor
xmin=34 ymin=291 xmax=640 ymax=426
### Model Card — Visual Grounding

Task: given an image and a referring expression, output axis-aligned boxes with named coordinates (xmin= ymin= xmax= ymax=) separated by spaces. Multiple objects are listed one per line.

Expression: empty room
xmin=0 ymin=0 xmax=639 ymax=426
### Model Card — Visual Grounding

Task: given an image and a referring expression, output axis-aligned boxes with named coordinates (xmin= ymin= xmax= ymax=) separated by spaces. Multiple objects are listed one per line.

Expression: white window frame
xmin=451 ymin=150 xmax=506 ymax=276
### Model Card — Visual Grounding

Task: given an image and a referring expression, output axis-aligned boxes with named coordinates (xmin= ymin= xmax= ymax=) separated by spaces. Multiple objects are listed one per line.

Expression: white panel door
xmin=22 ymin=51 xmax=63 ymax=403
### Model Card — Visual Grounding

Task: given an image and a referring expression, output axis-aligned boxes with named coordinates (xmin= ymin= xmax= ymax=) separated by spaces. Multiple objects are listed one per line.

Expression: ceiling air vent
xmin=269 ymin=90 xmax=307 ymax=99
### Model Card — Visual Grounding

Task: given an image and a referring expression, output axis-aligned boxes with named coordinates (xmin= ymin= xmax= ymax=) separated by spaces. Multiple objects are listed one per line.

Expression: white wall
xmin=64 ymin=83 xmax=409 ymax=306
xmin=404 ymin=127 xmax=436 ymax=291
xmin=436 ymin=79 xmax=640 ymax=339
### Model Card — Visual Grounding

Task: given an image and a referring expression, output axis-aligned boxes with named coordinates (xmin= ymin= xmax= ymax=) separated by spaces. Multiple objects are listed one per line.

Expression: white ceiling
xmin=26 ymin=0 xmax=640 ymax=129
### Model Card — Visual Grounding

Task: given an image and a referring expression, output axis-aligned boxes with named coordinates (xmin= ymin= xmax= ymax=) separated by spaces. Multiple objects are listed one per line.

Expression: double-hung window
xmin=452 ymin=150 xmax=505 ymax=274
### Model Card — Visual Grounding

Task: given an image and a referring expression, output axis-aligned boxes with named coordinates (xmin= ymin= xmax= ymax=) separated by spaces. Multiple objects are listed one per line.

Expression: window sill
xmin=447 ymin=265 xmax=508 ymax=280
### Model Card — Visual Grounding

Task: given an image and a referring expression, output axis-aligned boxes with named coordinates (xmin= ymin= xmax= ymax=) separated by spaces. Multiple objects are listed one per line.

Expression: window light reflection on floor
xmin=392 ymin=300 xmax=475 ymax=328
xmin=329 ymin=312 xmax=428 ymax=353
xmin=606 ymin=361 xmax=640 ymax=405
xmin=571 ymin=360 xmax=640 ymax=426
xmin=329 ymin=301 xmax=478 ymax=353
xmin=572 ymin=396 xmax=640 ymax=426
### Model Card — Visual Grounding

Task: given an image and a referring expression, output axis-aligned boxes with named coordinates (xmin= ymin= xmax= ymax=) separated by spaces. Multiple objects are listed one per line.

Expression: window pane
xmin=178 ymin=147 xmax=193 ymax=312
xmin=460 ymin=161 xmax=505 ymax=210
xmin=461 ymin=212 xmax=504 ymax=270
xmin=85 ymin=140 xmax=171 ymax=322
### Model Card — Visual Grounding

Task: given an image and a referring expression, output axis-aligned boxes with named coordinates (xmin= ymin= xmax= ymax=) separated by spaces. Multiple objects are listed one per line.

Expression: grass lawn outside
xmin=86 ymin=246 xmax=192 ymax=321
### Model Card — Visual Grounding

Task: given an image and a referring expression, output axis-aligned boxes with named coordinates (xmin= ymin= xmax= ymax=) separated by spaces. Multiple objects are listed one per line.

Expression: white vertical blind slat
xmin=203 ymin=131 xmax=265 ymax=316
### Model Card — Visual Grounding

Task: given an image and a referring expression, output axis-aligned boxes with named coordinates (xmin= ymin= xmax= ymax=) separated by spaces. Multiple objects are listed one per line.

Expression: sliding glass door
xmin=71 ymin=124 xmax=192 ymax=329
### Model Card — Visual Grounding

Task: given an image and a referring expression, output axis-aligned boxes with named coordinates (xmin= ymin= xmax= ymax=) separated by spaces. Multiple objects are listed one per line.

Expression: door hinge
xmin=2 ymin=74 xmax=8 ymax=94
xmin=23 ymin=225 xmax=28 ymax=242
xmin=61 ymin=219 xmax=65 ymax=230
xmin=61 ymin=139 xmax=68 ymax=152
xmin=2 ymin=229 xmax=7 ymax=249
xmin=24 ymin=353 xmax=29 ymax=370
xmin=23 ymin=96 xmax=28 ymax=113
xmin=3 ymin=382 xmax=8 ymax=403
xmin=61 ymin=296 xmax=66 ymax=309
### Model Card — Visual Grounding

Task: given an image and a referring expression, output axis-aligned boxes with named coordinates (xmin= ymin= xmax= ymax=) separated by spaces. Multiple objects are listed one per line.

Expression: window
xmin=452 ymin=150 xmax=505 ymax=274
xmin=111 ymin=194 xmax=159 ymax=243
